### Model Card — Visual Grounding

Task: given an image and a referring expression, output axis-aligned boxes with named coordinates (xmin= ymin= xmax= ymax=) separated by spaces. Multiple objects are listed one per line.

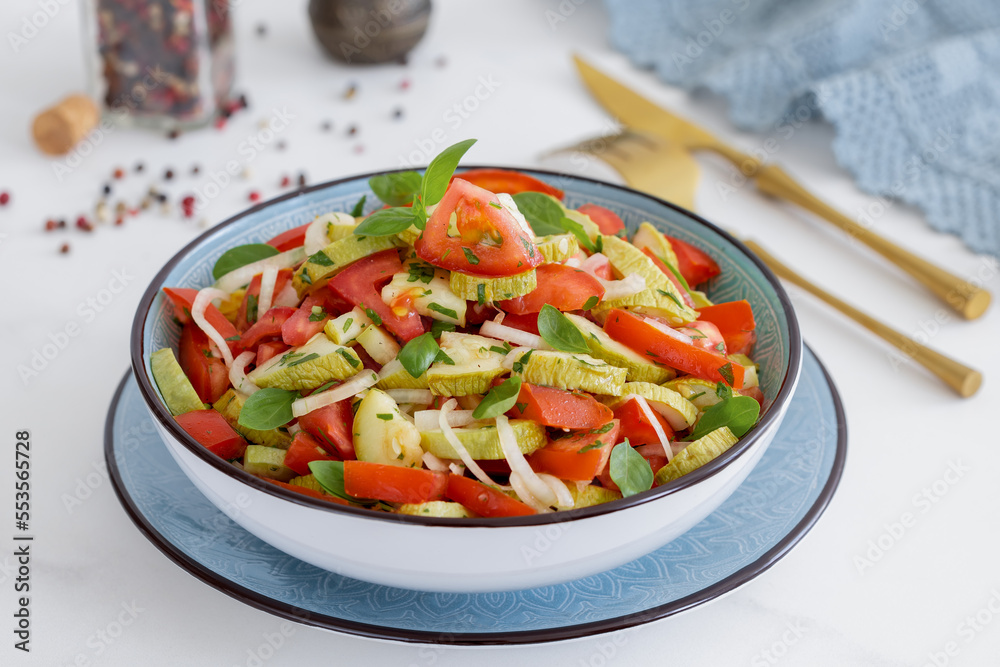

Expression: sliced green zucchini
xmin=568 ymin=484 xmax=623 ymax=508
xmin=150 ymin=348 xmax=206 ymax=415
xmin=356 ymin=325 xmax=401 ymax=366
xmin=420 ymin=419 xmax=546 ymax=460
xmin=602 ymin=381 xmax=697 ymax=430
xmin=244 ymin=445 xmax=296 ymax=481
xmin=248 ymin=334 xmax=362 ymax=391
xmin=292 ymin=234 xmax=402 ymax=297
xmin=654 ymin=427 xmax=738 ymax=485
xmin=398 ymin=501 xmax=477 ymax=518
xmin=427 ymin=332 xmax=508 ymax=396
xmin=513 ymin=349 xmax=627 ymax=396
xmin=449 ymin=269 xmax=536 ymax=303
xmin=353 ymin=388 xmax=423 ymax=467
xmin=564 ymin=313 xmax=675 ymax=384
xmin=535 ymin=233 xmax=579 ymax=263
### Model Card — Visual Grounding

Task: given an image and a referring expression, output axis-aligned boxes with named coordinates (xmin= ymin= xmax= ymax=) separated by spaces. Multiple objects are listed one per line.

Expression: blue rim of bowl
xmin=130 ymin=166 xmax=803 ymax=529
xmin=105 ymin=349 xmax=842 ymax=645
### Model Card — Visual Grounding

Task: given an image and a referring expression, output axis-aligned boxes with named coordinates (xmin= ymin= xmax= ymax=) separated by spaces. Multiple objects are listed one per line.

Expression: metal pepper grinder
xmin=308 ymin=0 xmax=432 ymax=64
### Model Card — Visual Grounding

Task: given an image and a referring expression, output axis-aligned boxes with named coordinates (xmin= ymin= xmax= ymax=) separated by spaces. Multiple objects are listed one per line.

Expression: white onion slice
xmin=213 ymin=246 xmax=306 ymax=294
xmin=273 ymin=282 xmax=299 ymax=308
xmin=564 ymin=256 xmax=582 ymax=268
xmin=192 ymin=287 xmax=234 ymax=367
xmin=448 ymin=462 xmax=466 ymax=476
xmin=537 ymin=473 xmax=575 ymax=509
xmin=632 ymin=394 xmax=671 ymax=461
xmin=303 ymin=215 xmax=330 ymax=256
xmin=439 ymin=399 xmax=500 ymax=488
xmin=229 ymin=351 xmax=259 ymax=396
xmin=422 ymin=451 xmax=450 ymax=472
xmin=257 ymin=265 xmax=278 ymax=316
xmin=509 ymin=472 xmax=550 ymax=513
xmin=599 ymin=273 xmax=646 ymax=300
xmin=502 ymin=346 xmax=533 ymax=371
xmin=579 ymin=252 xmax=610 ymax=275
xmin=414 ymin=408 xmax=480 ymax=432
xmin=387 ymin=388 xmax=433 ymax=405
xmin=497 ymin=414 xmax=557 ymax=508
xmin=291 ymin=370 xmax=378 ymax=418
xmin=287 ymin=423 xmax=301 ymax=435
xmin=644 ymin=317 xmax=694 ymax=344
xmin=479 ymin=320 xmax=544 ymax=349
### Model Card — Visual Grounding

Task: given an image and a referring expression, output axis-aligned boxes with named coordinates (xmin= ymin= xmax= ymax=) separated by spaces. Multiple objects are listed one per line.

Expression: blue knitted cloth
xmin=605 ymin=0 xmax=1000 ymax=258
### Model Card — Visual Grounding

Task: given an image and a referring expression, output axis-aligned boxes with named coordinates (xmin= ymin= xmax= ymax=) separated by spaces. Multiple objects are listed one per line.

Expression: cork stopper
xmin=32 ymin=94 xmax=100 ymax=156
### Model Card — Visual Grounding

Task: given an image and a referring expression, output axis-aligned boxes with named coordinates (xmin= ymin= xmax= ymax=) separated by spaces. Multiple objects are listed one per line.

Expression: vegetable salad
xmin=150 ymin=140 xmax=764 ymax=518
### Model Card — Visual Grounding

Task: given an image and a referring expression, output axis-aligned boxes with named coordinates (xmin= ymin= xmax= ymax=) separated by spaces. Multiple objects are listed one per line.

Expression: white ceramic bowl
xmin=132 ymin=168 xmax=802 ymax=593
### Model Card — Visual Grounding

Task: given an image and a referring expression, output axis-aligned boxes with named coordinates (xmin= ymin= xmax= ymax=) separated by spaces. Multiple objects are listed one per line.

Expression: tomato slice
xmin=283 ymin=432 xmax=340 ymax=476
xmin=452 ymin=169 xmax=564 ymax=199
xmin=415 ymin=179 xmax=541 ymax=277
xmin=666 ymin=236 xmax=720 ymax=286
xmin=696 ymin=300 xmax=757 ymax=356
xmin=641 ymin=248 xmax=696 ymax=308
xmin=163 ymin=288 xmax=241 ymax=353
xmin=677 ymin=320 xmax=727 ymax=355
xmin=445 ymin=474 xmax=536 ymax=517
xmin=613 ymin=397 xmax=675 ymax=447
xmin=603 ymin=309 xmax=744 ymax=388
xmin=281 ymin=292 xmax=338 ymax=347
xmin=633 ymin=443 xmax=669 ymax=477
xmin=178 ymin=322 xmax=230 ymax=404
xmin=296 ymin=399 xmax=356 ymax=459
xmin=497 ymin=263 xmax=605 ymax=314
xmin=527 ymin=420 xmax=620 ymax=482
xmin=265 ymin=222 xmax=311 ymax=252
xmin=239 ymin=307 xmax=296 ymax=349
xmin=235 ymin=269 xmax=294 ymax=332
xmin=262 ymin=478 xmax=351 ymax=505
xmin=328 ymin=249 xmax=426 ymax=342
xmin=256 ymin=341 xmax=289 ymax=365
xmin=174 ymin=409 xmax=246 ymax=460
xmin=499 ymin=312 xmax=539 ymax=335
xmin=577 ymin=203 xmax=625 ymax=237
xmin=343 ymin=461 xmax=447 ymax=504
xmin=508 ymin=383 xmax=613 ymax=430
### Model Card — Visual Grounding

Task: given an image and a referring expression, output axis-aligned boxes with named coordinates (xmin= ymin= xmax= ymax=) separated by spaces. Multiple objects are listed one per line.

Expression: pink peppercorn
xmin=0 ymin=192 xmax=10 ymax=206
xmin=248 ymin=191 xmax=261 ymax=202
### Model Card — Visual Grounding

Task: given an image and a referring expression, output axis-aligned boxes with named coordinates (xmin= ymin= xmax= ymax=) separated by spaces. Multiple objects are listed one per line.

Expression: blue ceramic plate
xmin=106 ymin=345 xmax=845 ymax=645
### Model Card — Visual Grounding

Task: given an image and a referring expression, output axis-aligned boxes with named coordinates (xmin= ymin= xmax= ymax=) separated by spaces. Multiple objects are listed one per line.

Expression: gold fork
xmin=543 ymin=130 xmax=700 ymax=211
xmin=572 ymin=56 xmax=991 ymax=320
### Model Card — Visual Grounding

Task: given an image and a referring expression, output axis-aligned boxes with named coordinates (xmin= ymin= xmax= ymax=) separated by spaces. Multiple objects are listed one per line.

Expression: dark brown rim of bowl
xmin=130 ymin=165 xmax=803 ymax=528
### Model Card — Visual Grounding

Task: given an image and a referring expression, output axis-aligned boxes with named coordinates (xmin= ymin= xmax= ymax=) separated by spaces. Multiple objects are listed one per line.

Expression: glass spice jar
xmin=82 ymin=0 xmax=235 ymax=130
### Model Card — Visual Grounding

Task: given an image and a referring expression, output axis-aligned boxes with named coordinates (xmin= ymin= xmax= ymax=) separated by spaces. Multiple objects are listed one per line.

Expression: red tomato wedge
xmin=296 ymin=400 xmax=356 ymax=459
xmin=641 ymin=247 xmax=696 ymax=308
xmin=528 ymin=420 xmax=620 ymax=482
xmin=633 ymin=443 xmax=669 ymax=477
xmin=178 ymin=323 xmax=230 ymax=404
xmin=613 ymin=397 xmax=675 ymax=447
xmin=235 ymin=269 xmax=294 ymax=331
xmin=415 ymin=179 xmax=541 ymax=277
xmin=603 ymin=309 xmax=744 ymax=388
xmin=256 ymin=341 xmax=289 ymax=365
xmin=666 ymin=236 xmax=721 ymax=286
xmin=452 ymin=169 xmax=564 ymax=199
xmin=577 ymin=203 xmax=625 ymax=237
xmin=239 ymin=306 xmax=296 ymax=349
xmin=163 ymin=288 xmax=241 ymax=352
xmin=497 ymin=263 xmax=605 ymax=314
xmin=696 ymin=300 xmax=757 ymax=355
xmin=445 ymin=474 xmax=536 ymax=517
xmin=281 ymin=292 xmax=336 ymax=347
xmin=265 ymin=223 xmax=311 ymax=252
xmin=174 ymin=409 xmax=246 ymax=460
xmin=678 ymin=320 xmax=727 ymax=355
xmin=499 ymin=312 xmax=539 ymax=335
xmin=343 ymin=461 xmax=447 ymax=504
xmin=508 ymin=383 xmax=613 ymax=430
xmin=283 ymin=432 xmax=340 ymax=476
xmin=328 ymin=249 xmax=426 ymax=342
xmin=263 ymin=478 xmax=351 ymax=505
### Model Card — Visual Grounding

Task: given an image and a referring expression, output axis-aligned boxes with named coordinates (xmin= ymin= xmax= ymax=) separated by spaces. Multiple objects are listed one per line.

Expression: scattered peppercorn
xmin=321 ymin=120 xmax=332 ymax=132
xmin=76 ymin=216 xmax=93 ymax=231
xmin=280 ymin=175 xmax=291 ymax=187
xmin=435 ymin=55 xmax=447 ymax=67
xmin=248 ymin=191 xmax=261 ymax=202
xmin=399 ymin=78 xmax=411 ymax=91
xmin=277 ymin=140 xmax=287 ymax=151
xmin=113 ymin=167 xmax=125 ymax=180
xmin=115 ymin=216 xmax=125 ymax=226
xmin=134 ymin=162 xmax=145 ymax=173
xmin=191 ymin=164 xmax=200 ymax=175
xmin=57 ymin=218 xmax=66 ymax=228
xmin=256 ymin=23 xmax=267 ymax=37
xmin=353 ymin=144 xmax=365 ymax=154
xmin=164 ymin=168 xmax=174 ymax=180
xmin=167 ymin=129 xmax=180 ymax=140
xmin=348 ymin=124 xmax=358 ymax=136
xmin=392 ymin=107 xmax=404 ymax=120
xmin=238 ymin=93 xmax=248 ymax=109
xmin=344 ymin=83 xmax=358 ymax=100
xmin=59 ymin=243 xmax=70 ymax=254
xmin=297 ymin=173 xmax=307 ymax=187
xmin=44 ymin=219 xmax=58 ymax=231
xmin=0 ymin=192 xmax=10 ymax=206
xmin=103 ymin=184 xmax=112 ymax=196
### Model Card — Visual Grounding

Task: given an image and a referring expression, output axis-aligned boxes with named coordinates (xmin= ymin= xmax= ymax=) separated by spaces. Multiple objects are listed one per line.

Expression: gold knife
xmin=573 ymin=55 xmax=991 ymax=320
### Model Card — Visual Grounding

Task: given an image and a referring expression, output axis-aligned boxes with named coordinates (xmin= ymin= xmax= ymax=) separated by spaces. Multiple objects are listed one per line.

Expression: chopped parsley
xmin=427 ymin=302 xmax=458 ymax=320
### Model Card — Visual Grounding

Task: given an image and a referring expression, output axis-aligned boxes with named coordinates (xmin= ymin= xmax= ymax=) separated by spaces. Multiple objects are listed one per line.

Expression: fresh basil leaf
xmin=430 ymin=320 xmax=456 ymax=338
xmin=689 ymin=395 xmax=760 ymax=441
xmin=212 ymin=244 xmax=279 ymax=280
xmin=336 ymin=348 xmax=360 ymax=368
xmin=238 ymin=388 xmax=297 ymax=430
xmin=398 ymin=332 xmax=441 ymax=378
xmin=308 ymin=460 xmax=353 ymax=501
xmin=308 ymin=251 xmax=334 ymax=267
xmin=353 ymin=207 xmax=421 ymax=237
xmin=462 ymin=247 xmax=480 ymax=265
xmin=538 ymin=304 xmax=590 ymax=355
xmin=582 ymin=295 xmax=599 ymax=311
xmin=560 ymin=216 xmax=596 ymax=253
xmin=472 ymin=376 xmax=522 ymax=420
xmin=577 ymin=440 xmax=606 ymax=454
xmin=421 ymin=139 xmax=477 ymax=206
xmin=349 ymin=195 xmax=367 ymax=218
xmin=718 ymin=362 xmax=735 ymax=386
xmin=511 ymin=192 xmax=565 ymax=236
xmin=715 ymin=381 xmax=734 ymax=400
xmin=287 ymin=352 xmax=320 ymax=367
xmin=369 ymin=172 xmax=422 ymax=207
xmin=609 ymin=440 xmax=653 ymax=497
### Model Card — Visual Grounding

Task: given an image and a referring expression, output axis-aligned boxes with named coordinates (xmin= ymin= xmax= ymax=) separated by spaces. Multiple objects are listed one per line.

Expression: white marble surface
xmin=2 ymin=1 xmax=999 ymax=665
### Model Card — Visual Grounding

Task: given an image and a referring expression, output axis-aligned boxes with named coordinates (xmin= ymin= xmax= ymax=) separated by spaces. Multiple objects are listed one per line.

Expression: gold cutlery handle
xmin=750 ymin=163 xmax=990 ymax=320
xmin=743 ymin=239 xmax=983 ymax=398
